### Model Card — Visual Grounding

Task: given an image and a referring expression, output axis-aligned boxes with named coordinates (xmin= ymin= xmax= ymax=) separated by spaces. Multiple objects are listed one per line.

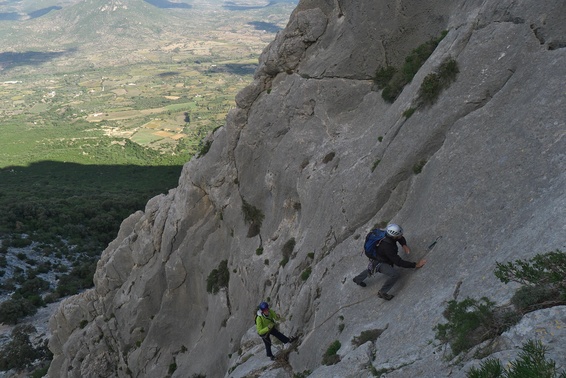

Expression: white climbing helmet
xmin=385 ymin=223 xmax=403 ymax=238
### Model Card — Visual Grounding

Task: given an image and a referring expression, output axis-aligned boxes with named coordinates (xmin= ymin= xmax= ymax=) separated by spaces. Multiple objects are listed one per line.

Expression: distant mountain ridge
xmin=0 ymin=0 xmax=182 ymax=53
xmin=37 ymin=0 xmax=178 ymax=46
xmin=0 ymin=0 xmax=292 ymax=62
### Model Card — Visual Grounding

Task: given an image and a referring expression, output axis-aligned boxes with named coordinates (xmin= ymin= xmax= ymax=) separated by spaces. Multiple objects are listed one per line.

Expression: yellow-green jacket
xmin=256 ymin=309 xmax=280 ymax=336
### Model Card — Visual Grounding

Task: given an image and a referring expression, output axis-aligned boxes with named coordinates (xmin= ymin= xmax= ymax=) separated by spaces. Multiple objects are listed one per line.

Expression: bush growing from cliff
xmin=352 ymin=328 xmax=385 ymax=347
xmin=403 ymin=107 xmax=416 ymax=118
xmin=322 ymin=340 xmax=341 ymax=365
xmin=402 ymin=31 xmax=448 ymax=80
xmin=280 ymin=238 xmax=296 ymax=267
xmin=371 ymin=159 xmax=380 ymax=172
xmin=412 ymin=159 xmax=427 ymax=174
xmin=467 ymin=340 xmax=566 ymax=378
xmin=436 ymin=250 xmax=566 ymax=357
xmin=378 ymin=30 xmax=448 ymax=103
xmin=242 ymin=200 xmax=264 ymax=238
xmin=418 ymin=57 xmax=459 ymax=106
xmin=434 ymin=297 xmax=518 ymax=355
xmin=495 ymin=249 xmax=566 ymax=311
xmin=300 ymin=267 xmax=311 ymax=280
xmin=374 ymin=66 xmax=397 ymax=88
xmin=206 ymin=260 xmax=229 ymax=294
xmin=197 ymin=139 xmax=212 ymax=157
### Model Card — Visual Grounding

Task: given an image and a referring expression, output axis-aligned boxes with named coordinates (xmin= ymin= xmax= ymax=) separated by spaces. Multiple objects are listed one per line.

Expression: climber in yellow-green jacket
xmin=255 ymin=301 xmax=296 ymax=360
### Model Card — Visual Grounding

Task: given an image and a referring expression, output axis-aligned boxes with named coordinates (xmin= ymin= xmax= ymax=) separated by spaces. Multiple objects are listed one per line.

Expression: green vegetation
xmin=495 ymin=249 xmax=566 ymax=311
xmin=242 ymin=200 xmax=265 ymax=238
xmin=54 ymin=261 xmax=98 ymax=297
xmin=403 ymin=107 xmax=416 ymax=118
xmin=322 ymin=152 xmax=336 ymax=164
xmin=197 ymin=140 xmax=213 ymax=157
xmin=436 ymin=250 xmax=566 ymax=357
xmin=371 ymin=159 xmax=381 ymax=172
xmin=280 ymin=238 xmax=296 ymax=267
xmin=467 ymin=340 xmax=566 ymax=378
xmin=322 ymin=340 xmax=341 ymax=365
xmin=434 ymin=297 xmax=518 ymax=356
xmin=402 ymin=32 xmax=447 ymax=81
xmin=31 ymin=365 xmax=51 ymax=378
xmin=417 ymin=57 xmax=459 ymax=106
xmin=413 ymin=159 xmax=427 ymax=174
xmin=0 ymin=162 xmax=181 ymax=246
xmin=0 ymin=161 xmax=183 ymax=321
xmin=373 ymin=66 xmax=397 ymax=89
xmin=0 ymin=298 xmax=37 ymax=325
xmin=168 ymin=362 xmax=177 ymax=374
xmin=352 ymin=328 xmax=385 ymax=347
xmin=0 ymin=324 xmax=51 ymax=371
xmin=206 ymin=260 xmax=229 ymax=294
xmin=377 ymin=31 xmax=448 ymax=103
xmin=300 ymin=267 xmax=312 ymax=281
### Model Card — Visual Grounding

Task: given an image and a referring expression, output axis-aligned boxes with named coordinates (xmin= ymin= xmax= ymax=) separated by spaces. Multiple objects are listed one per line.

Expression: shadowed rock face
xmin=48 ymin=0 xmax=566 ymax=377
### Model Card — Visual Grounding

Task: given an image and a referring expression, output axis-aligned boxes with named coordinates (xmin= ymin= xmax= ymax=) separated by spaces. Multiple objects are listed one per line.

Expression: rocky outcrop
xmin=48 ymin=0 xmax=566 ymax=377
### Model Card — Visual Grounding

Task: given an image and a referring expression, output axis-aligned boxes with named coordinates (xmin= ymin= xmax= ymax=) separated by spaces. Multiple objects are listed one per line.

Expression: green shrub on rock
xmin=242 ymin=200 xmax=264 ymax=238
xmin=206 ymin=260 xmax=229 ymax=294
xmin=417 ymin=57 xmax=459 ymax=106
xmin=434 ymin=297 xmax=517 ymax=355
xmin=322 ymin=340 xmax=341 ymax=365
xmin=495 ymin=249 xmax=566 ymax=312
xmin=467 ymin=340 xmax=566 ymax=378
xmin=352 ymin=328 xmax=385 ymax=347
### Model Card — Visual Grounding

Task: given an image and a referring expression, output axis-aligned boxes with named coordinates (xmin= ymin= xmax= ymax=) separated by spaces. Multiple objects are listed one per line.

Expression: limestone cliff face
xmin=48 ymin=0 xmax=566 ymax=377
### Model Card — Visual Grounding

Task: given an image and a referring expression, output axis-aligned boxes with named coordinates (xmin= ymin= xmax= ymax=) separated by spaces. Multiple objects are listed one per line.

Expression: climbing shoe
xmin=378 ymin=291 xmax=394 ymax=300
xmin=353 ymin=278 xmax=367 ymax=287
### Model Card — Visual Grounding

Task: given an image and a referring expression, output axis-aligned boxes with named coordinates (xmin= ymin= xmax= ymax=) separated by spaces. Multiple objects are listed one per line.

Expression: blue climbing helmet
xmin=259 ymin=301 xmax=269 ymax=310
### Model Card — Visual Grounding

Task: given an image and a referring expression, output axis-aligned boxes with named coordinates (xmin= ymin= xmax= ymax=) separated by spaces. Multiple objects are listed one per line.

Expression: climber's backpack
xmin=363 ymin=228 xmax=387 ymax=259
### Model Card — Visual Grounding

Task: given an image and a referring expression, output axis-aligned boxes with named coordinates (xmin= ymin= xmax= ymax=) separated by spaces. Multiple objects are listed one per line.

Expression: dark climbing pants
xmin=353 ymin=262 xmax=400 ymax=293
xmin=377 ymin=263 xmax=401 ymax=293
xmin=353 ymin=260 xmax=380 ymax=285
xmin=353 ymin=267 xmax=370 ymax=285
xmin=261 ymin=328 xmax=289 ymax=357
